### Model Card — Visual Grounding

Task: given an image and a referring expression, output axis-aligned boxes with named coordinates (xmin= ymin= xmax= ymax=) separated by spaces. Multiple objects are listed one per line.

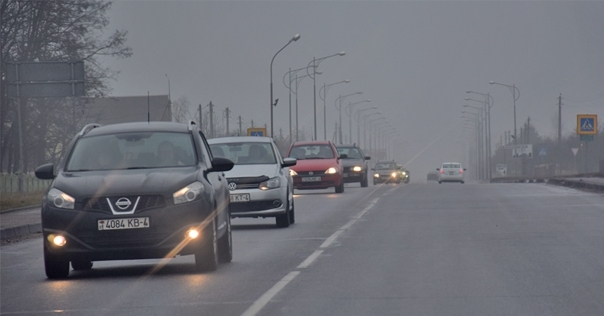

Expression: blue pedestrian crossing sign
xmin=247 ymin=128 xmax=267 ymax=137
xmin=577 ymin=114 xmax=597 ymax=135
xmin=538 ymin=148 xmax=547 ymax=156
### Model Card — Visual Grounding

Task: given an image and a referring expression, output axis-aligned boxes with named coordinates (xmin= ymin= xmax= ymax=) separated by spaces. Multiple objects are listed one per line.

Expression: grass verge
xmin=1 ymin=191 xmax=44 ymax=212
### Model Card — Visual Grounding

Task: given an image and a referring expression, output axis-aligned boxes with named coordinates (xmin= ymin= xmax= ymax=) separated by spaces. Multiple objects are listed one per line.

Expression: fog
xmin=102 ymin=1 xmax=604 ymax=176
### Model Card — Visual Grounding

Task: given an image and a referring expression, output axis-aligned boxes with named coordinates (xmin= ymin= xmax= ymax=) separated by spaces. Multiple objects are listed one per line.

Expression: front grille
xmin=84 ymin=195 xmax=166 ymax=214
xmin=78 ymin=231 xmax=166 ymax=248
xmin=227 ymin=176 xmax=269 ymax=191
xmin=229 ymin=200 xmax=279 ymax=213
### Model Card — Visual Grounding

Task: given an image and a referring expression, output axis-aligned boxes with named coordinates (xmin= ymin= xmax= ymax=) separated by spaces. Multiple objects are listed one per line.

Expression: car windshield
xmin=289 ymin=145 xmax=334 ymax=159
xmin=66 ymin=132 xmax=196 ymax=171
xmin=209 ymin=142 xmax=276 ymax=165
xmin=375 ymin=163 xmax=396 ymax=170
xmin=337 ymin=147 xmax=363 ymax=159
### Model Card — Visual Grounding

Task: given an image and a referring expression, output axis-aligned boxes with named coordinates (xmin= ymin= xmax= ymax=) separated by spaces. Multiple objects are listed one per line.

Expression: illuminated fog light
xmin=187 ymin=229 xmax=200 ymax=239
xmin=53 ymin=235 xmax=67 ymax=247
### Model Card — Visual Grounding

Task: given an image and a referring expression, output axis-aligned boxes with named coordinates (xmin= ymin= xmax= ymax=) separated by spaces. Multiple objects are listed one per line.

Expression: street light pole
xmin=270 ymin=34 xmax=300 ymax=138
xmin=307 ymin=51 xmax=345 ymax=140
xmin=345 ymin=99 xmax=371 ymax=144
xmin=489 ymin=81 xmax=519 ymax=145
xmin=354 ymin=106 xmax=378 ymax=148
xmin=335 ymin=92 xmax=362 ymax=144
xmin=319 ymin=80 xmax=350 ymax=140
xmin=466 ymin=91 xmax=494 ymax=180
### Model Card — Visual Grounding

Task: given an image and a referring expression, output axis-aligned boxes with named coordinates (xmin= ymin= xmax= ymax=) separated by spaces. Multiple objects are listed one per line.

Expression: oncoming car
xmin=437 ymin=162 xmax=466 ymax=184
xmin=208 ymin=136 xmax=297 ymax=228
xmin=287 ymin=141 xmax=346 ymax=193
xmin=372 ymin=161 xmax=402 ymax=185
xmin=336 ymin=144 xmax=370 ymax=187
xmin=35 ymin=121 xmax=234 ymax=279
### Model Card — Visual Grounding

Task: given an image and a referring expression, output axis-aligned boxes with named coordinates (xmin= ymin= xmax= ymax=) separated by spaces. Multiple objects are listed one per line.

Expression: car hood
xmin=223 ymin=164 xmax=280 ymax=178
xmin=54 ymin=167 xmax=200 ymax=198
xmin=340 ymin=159 xmax=366 ymax=167
xmin=291 ymin=159 xmax=339 ymax=172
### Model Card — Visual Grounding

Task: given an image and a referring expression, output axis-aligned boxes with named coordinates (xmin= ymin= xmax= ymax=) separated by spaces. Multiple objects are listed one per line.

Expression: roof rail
xmin=77 ymin=123 xmax=101 ymax=136
xmin=188 ymin=120 xmax=197 ymax=131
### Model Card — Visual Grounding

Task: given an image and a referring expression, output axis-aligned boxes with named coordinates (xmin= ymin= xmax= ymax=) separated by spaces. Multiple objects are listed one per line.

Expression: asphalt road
xmin=2 ymin=181 xmax=604 ymax=315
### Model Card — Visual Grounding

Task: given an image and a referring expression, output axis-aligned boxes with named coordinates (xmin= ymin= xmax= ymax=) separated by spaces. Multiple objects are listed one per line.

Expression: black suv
xmin=372 ymin=160 xmax=402 ymax=185
xmin=336 ymin=144 xmax=371 ymax=187
xmin=35 ymin=121 xmax=234 ymax=279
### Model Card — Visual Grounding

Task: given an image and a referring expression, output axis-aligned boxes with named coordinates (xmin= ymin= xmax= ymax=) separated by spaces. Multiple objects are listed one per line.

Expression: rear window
xmin=66 ymin=132 xmax=197 ymax=171
xmin=443 ymin=164 xmax=461 ymax=169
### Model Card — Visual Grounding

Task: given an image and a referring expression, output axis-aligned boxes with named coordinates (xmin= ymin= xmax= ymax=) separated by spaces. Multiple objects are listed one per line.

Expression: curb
xmin=547 ymin=178 xmax=604 ymax=192
xmin=1 ymin=223 xmax=42 ymax=241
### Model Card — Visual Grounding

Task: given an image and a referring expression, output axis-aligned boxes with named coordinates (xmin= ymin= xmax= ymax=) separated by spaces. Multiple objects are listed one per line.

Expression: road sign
xmin=247 ymin=128 xmax=267 ymax=137
xmin=577 ymin=114 xmax=597 ymax=135
xmin=538 ymin=148 xmax=547 ymax=156
xmin=512 ymin=144 xmax=533 ymax=158
xmin=571 ymin=148 xmax=579 ymax=156
xmin=579 ymin=135 xmax=594 ymax=141
xmin=496 ymin=164 xmax=507 ymax=176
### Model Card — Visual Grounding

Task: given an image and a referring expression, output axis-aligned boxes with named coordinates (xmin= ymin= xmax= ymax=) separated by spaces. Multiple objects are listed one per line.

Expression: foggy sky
xmin=101 ymin=0 xmax=604 ymax=174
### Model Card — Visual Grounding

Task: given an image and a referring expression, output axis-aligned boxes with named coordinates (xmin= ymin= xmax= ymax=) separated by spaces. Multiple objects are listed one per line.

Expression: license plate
xmin=98 ymin=217 xmax=149 ymax=230
xmin=230 ymin=193 xmax=250 ymax=202
xmin=449 ymin=171 xmax=455 ymax=175
xmin=302 ymin=176 xmax=321 ymax=182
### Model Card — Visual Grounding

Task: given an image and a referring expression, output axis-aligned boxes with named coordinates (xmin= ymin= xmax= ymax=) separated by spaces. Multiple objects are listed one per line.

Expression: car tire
xmin=361 ymin=174 xmax=368 ymax=187
xmin=71 ymin=260 xmax=93 ymax=271
xmin=217 ymin=215 xmax=232 ymax=263
xmin=335 ymin=182 xmax=344 ymax=193
xmin=195 ymin=218 xmax=219 ymax=272
xmin=44 ymin=244 xmax=70 ymax=279
xmin=438 ymin=181 xmax=442 ymax=184
xmin=276 ymin=209 xmax=290 ymax=228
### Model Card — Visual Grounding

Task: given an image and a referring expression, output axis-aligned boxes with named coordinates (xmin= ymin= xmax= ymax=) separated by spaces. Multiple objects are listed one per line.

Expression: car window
xmin=290 ymin=145 xmax=334 ymax=159
xmin=337 ymin=147 xmax=362 ymax=159
xmin=66 ymin=132 xmax=196 ymax=171
xmin=209 ymin=142 xmax=276 ymax=165
xmin=375 ymin=163 xmax=396 ymax=170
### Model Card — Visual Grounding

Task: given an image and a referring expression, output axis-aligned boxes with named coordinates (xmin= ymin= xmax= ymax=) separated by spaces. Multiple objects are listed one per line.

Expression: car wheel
xmin=275 ymin=209 xmax=291 ymax=228
xmin=438 ymin=181 xmax=442 ymax=184
xmin=217 ymin=215 xmax=232 ymax=263
xmin=195 ymin=217 xmax=219 ymax=272
xmin=361 ymin=174 xmax=368 ymax=187
xmin=44 ymin=244 xmax=69 ymax=279
xmin=335 ymin=182 xmax=344 ymax=193
xmin=71 ymin=260 xmax=93 ymax=271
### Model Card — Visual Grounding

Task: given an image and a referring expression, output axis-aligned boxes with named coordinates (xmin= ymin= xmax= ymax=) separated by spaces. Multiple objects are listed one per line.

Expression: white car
xmin=208 ymin=136 xmax=297 ymax=228
xmin=437 ymin=162 xmax=466 ymax=184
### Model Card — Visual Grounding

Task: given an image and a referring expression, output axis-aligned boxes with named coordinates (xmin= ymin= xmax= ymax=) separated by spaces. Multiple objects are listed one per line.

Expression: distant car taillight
xmin=459 ymin=168 xmax=464 ymax=174
xmin=439 ymin=169 xmax=444 ymax=174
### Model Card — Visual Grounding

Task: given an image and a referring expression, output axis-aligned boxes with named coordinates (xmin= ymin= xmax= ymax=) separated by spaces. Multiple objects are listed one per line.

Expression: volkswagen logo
xmin=115 ymin=197 xmax=132 ymax=210
xmin=228 ymin=182 xmax=237 ymax=191
xmin=309 ymin=171 xmax=314 ymax=175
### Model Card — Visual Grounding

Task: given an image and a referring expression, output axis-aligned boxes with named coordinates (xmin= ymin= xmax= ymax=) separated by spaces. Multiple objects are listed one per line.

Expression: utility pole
xmin=238 ymin=116 xmax=242 ymax=136
xmin=209 ymin=101 xmax=214 ymax=138
xmin=225 ymin=107 xmax=231 ymax=136
xmin=558 ymin=93 xmax=562 ymax=145
xmin=199 ymin=104 xmax=202 ymax=131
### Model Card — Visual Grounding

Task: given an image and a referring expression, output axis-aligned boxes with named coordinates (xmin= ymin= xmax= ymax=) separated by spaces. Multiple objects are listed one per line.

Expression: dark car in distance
xmin=372 ymin=160 xmax=403 ymax=185
xmin=336 ymin=144 xmax=370 ymax=187
xmin=35 ymin=121 xmax=234 ymax=279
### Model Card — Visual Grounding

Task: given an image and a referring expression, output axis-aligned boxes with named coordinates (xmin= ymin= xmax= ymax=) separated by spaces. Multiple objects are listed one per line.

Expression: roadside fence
xmin=0 ymin=173 xmax=51 ymax=194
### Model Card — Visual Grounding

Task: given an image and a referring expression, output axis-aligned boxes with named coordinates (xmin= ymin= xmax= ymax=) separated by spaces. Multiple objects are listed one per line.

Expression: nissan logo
xmin=115 ymin=197 xmax=132 ymax=210
xmin=228 ymin=182 xmax=237 ymax=191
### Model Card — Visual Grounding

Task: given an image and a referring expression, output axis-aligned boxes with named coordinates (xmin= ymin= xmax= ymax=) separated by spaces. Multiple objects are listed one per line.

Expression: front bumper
xmin=293 ymin=174 xmax=342 ymax=190
xmin=228 ymin=187 xmax=288 ymax=217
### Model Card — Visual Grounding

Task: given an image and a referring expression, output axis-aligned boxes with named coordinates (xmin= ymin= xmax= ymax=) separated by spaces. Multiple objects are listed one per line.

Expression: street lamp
xmin=345 ymin=99 xmax=371 ymax=144
xmin=361 ymin=112 xmax=381 ymax=151
xmin=270 ymin=34 xmax=300 ymax=138
xmin=319 ymin=79 xmax=350 ymax=140
xmin=489 ymin=81 xmax=519 ymax=145
xmin=284 ymin=66 xmax=321 ymax=141
xmin=354 ymin=106 xmax=378 ymax=148
xmin=307 ymin=51 xmax=346 ymax=140
xmin=367 ymin=116 xmax=386 ymax=158
xmin=335 ymin=92 xmax=362 ymax=143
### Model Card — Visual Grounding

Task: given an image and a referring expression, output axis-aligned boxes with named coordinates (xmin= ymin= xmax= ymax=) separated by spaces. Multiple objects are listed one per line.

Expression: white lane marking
xmin=240 ymin=197 xmax=380 ymax=316
xmin=240 ymin=271 xmax=301 ymax=316
xmin=297 ymin=250 xmax=324 ymax=269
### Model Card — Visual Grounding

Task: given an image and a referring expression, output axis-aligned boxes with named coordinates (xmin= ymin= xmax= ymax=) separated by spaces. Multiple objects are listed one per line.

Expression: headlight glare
xmin=290 ymin=169 xmax=298 ymax=176
xmin=352 ymin=166 xmax=362 ymax=172
xmin=48 ymin=188 xmax=75 ymax=209
xmin=174 ymin=181 xmax=204 ymax=204
xmin=259 ymin=177 xmax=280 ymax=190
xmin=325 ymin=167 xmax=338 ymax=174
xmin=374 ymin=173 xmax=379 ymax=178
xmin=391 ymin=172 xmax=398 ymax=178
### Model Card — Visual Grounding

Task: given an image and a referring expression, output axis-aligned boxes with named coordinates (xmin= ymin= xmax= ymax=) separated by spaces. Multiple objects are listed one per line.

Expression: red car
xmin=286 ymin=141 xmax=346 ymax=193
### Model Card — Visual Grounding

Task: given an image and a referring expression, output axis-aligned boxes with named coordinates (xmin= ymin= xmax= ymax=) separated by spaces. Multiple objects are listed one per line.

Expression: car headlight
xmin=401 ymin=171 xmax=407 ymax=176
xmin=352 ymin=166 xmax=362 ymax=172
xmin=47 ymin=188 xmax=75 ymax=209
xmin=325 ymin=167 xmax=338 ymax=174
xmin=289 ymin=169 xmax=298 ymax=176
xmin=173 ymin=181 xmax=204 ymax=204
xmin=373 ymin=173 xmax=379 ymax=178
xmin=391 ymin=172 xmax=398 ymax=178
xmin=259 ymin=177 xmax=280 ymax=190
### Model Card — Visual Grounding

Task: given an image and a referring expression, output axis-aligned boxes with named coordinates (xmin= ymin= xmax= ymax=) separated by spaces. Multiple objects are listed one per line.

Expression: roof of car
xmin=291 ymin=140 xmax=332 ymax=146
xmin=84 ymin=121 xmax=193 ymax=137
xmin=207 ymin=136 xmax=272 ymax=144
xmin=335 ymin=144 xmax=359 ymax=148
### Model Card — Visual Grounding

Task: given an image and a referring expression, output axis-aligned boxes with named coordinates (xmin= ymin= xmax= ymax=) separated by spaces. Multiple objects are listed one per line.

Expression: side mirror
xmin=209 ymin=157 xmax=234 ymax=172
xmin=282 ymin=157 xmax=297 ymax=167
xmin=436 ymin=168 xmax=440 ymax=171
xmin=35 ymin=163 xmax=55 ymax=180
xmin=365 ymin=156 xmax=371 ymax=160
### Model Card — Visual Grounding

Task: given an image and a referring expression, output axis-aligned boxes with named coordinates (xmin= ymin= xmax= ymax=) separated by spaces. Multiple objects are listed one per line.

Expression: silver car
xmin=437 ymin=162 xmax=466 ymax=184
xmin=208 ymin=137 xmax=297 ymax=228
